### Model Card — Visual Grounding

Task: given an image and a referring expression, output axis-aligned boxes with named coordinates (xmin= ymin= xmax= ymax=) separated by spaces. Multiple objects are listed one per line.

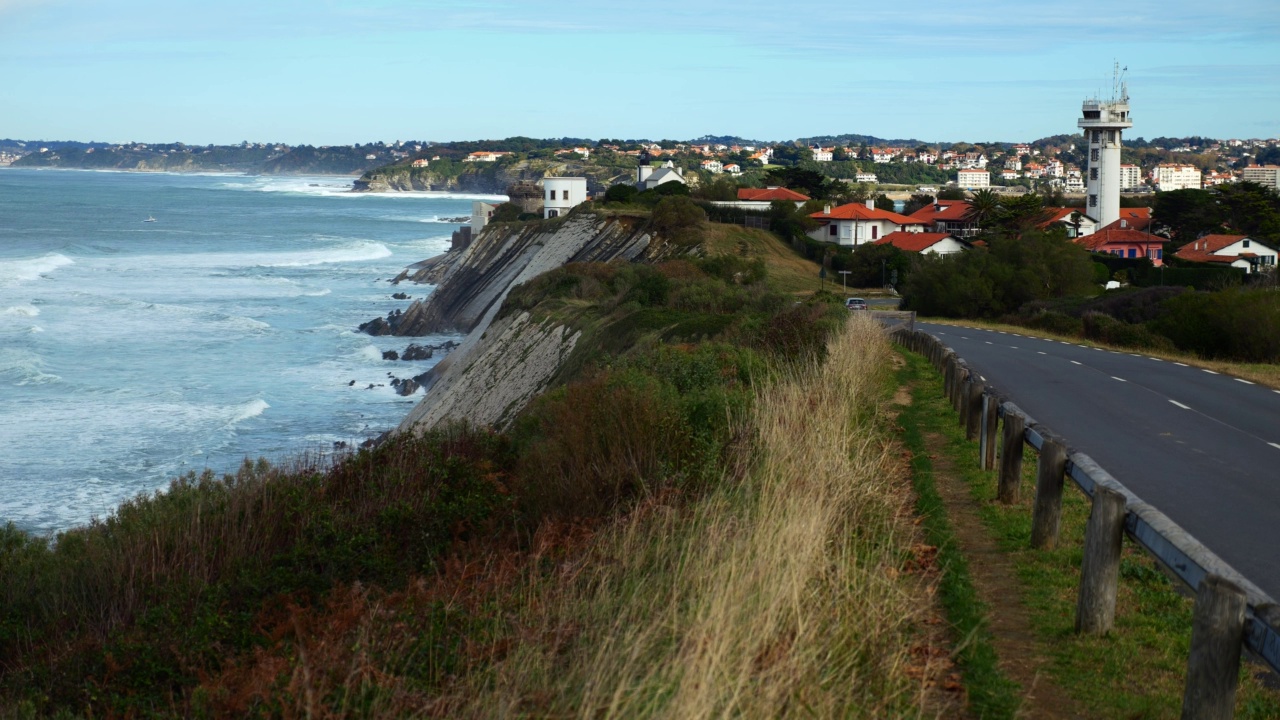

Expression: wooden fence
xmin=893 ymin=327 xmax=1280 ymax=719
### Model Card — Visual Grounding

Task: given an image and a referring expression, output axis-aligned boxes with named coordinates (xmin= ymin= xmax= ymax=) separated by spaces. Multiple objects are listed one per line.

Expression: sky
xmin=1 ymin=0 xmax=1277 ymax=146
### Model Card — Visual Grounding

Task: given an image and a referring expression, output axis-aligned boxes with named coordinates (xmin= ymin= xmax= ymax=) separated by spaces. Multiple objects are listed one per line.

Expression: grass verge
xmin=895 ymin=344 xmax=1280 ymax=718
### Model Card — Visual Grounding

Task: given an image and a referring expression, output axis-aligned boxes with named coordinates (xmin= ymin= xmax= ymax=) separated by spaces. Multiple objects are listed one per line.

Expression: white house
xmin=811 ymin=147 xmax=833 ymax=162
xmin=471 ymin=200 xmax=498 ymax=234
xmin=1000 ymin=168 xmax=1020 ymax=182
xmin=724 ymin=163 xmax=742 ymax=175
xmin=464 ymin=151 xmax=510 ymax=163
xmin=807 ymin=200 xmax=928 ymax=247
xmin=411 ymin=158 xmax=429 ymax=168
xmin=874 ymin=231 xmax=969 ymax=256
xmin=700 ymin=159 xmax=723 ymax=174
xmin=541 ymin=177 xmax=588 ymax=219
xmin=1243 ymin=165 xmax=1280 ymax=190
xmin=637 ymin=161 xmax=687 ymax=190
xmin=957 ymin=169 xmax=990 ymax=188
xmin=1173 ymin=234 xmax=1277 ymax=273
xmin=855 ymin=171 xmax=878 ymax=183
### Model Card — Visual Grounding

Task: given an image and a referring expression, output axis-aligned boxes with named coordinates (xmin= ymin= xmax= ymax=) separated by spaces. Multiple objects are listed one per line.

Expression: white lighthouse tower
xmin=1078 ymin=64 xmax=1133 ymax=228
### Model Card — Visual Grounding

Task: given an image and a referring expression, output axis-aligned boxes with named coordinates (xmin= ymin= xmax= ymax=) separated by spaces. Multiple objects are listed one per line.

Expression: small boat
xmin=143 ymin=216 xmax=156 ymax=223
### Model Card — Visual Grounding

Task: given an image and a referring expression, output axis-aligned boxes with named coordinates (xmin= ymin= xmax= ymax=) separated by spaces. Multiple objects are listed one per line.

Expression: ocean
xmin=0 ymin=168 xmax=499 ymax=534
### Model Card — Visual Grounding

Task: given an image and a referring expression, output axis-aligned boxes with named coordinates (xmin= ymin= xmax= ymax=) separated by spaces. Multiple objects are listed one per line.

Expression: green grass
xmin=895 ymin=346 xmax=1280 ymax=719
xmin=893 ymin=353 xmax=1023 ymax=719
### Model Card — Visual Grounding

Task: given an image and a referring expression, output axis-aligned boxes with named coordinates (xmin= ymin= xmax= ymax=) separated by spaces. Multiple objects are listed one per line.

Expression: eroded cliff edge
xmin=381 ymin=211 xmax=678 ymax=433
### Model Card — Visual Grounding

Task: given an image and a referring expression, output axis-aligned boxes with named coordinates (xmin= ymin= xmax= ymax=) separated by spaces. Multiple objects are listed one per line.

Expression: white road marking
xmin=1112 ymin=376 xmax=1127 ymax=382
xmin=1011 ymin=346 xmax=1019 ymax=349
xmin=985 ymin=341 xmax=993 ymax=345
xmin=1038 ymin=351 xmax=1046 ymax=355
xmin=960 ymin=336 xmax=969 ymax=340
xmin=1203 ymin=369 xmax=1219 ymax=375
xmin=1271 ymin=443 xmax=1280 ymax=451
xmin=980 ymin=375 xmax=987 ymax=381
xmin=1174 ymin=362 xmax=1188 ymax=367
xmin=1236 ymin=378 xmax=1255 ymax=385
xmin=1094 ymin=347 xmax=1104 ymax=351
xmin=1170 ymin=400 xmax=1191 ymax=410
xmin=1071 ymin=361 xmax=1082 ymax=365
xmin=1148 ymin=357 xmax=1162 ymax=361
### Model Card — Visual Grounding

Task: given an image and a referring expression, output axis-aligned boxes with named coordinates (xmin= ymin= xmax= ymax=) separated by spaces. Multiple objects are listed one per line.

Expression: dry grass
xmin=442 ymin=315 xmax=945 ymax=718
xmin=927 ymin=316 xmax=1280 ymax=389
xmin=700 ymin=223 xmax=824 ymax=296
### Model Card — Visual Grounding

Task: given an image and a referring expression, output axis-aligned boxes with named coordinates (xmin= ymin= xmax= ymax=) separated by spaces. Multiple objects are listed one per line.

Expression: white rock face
xmin=397 ymin=311 xmax=580 ymax=432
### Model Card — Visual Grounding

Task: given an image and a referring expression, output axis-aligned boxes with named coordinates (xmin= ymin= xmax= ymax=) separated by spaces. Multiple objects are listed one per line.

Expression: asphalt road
xmin=919 ymin=322 xmax=1280 ymax=600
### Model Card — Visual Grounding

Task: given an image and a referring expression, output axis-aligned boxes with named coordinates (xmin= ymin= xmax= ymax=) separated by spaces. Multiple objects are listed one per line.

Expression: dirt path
xmin=923 ymin=430 xmax=1087 ymax=720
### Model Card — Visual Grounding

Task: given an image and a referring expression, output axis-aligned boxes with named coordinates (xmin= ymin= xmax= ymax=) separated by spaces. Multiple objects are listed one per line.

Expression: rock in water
xmin=382 ymin=350 xmax=400 ymax=361
xmin=390 ymin=377 xmax=420 ymax=396
xmin=400 ymin=343 xmax=433 ymax=361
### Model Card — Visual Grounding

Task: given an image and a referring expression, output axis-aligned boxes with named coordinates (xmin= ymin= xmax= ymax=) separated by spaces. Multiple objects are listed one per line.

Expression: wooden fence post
xmin=958 ymin=377 xmax=971 ymax=427
xmin=965 ymin=381 xmax=983 ymax=441
xmin=952 ymin=367 xmax=967 ymax=413
xmin=998 ymin=411 xmax=1025 ymax=504
xmin=1030 ymin=438 xmax=1068 ymax=549
xmin=982 ymin=394 xmax=999 ymax=471
xmin=1181 ymin=574 xmax=1247 ymax=720
xmin=1076 ymin=485 xmax=1126 ymax=634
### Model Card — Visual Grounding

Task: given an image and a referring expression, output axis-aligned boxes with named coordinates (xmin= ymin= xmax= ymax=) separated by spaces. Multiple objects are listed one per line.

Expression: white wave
xmin=1 ymin=304 xmax=40 ymax=317
xmin=0 ymin=253 xmax=74 ymax=287
xmin=356 ymin=345 xmax=387 ymax=362
xmin=224 ymin=399 xmax=270 ymax=427
xmin=28 ymin=325 xmax=43 ymax=334
xmin=258 ymin=241 xmax=392 ymax=267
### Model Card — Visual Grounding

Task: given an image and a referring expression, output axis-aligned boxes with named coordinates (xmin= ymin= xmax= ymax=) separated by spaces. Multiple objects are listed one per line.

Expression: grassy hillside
xmin=0 ymin=221 xmax=951 ymax=717
xmin=700 ymin=223 xmax=825 ymax=295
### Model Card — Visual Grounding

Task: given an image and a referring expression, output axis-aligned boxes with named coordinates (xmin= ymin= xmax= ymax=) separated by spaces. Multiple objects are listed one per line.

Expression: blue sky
xmin=1 ymin=0 xmax=1277 ymax=145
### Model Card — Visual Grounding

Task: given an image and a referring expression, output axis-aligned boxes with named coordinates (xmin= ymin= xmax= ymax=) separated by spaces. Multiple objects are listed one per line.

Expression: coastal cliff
xmin=352 ymin=158 xmax=634 ymax=194
xmin=376 ymin=210 xmax=682 ymax=433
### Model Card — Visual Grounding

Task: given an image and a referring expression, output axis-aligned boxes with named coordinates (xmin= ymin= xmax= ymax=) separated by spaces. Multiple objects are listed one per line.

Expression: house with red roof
xmin=1097 ymin=207 xmax=1154 ymax=233
xmin=874 ymin=231 xmax=969 ymax=256
xmin=1173 ymin=235 xmax=1277 ymax=273
xmin=907 ymin=199 xmax=982 ymax=238
xmin=1076 ymin=228 xmax=1167 ymax=266
xmin=1036 ymin=207 xmax=1099 ymax=238
xmin=808 ymin=200 xmax=928 ymax=247
xmin=710 ymin=186 xmax=810 ymax=211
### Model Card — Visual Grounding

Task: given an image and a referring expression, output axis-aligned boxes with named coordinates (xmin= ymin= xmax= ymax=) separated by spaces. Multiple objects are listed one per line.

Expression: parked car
xmin=845 ymin=297 xmax=868 ymax=311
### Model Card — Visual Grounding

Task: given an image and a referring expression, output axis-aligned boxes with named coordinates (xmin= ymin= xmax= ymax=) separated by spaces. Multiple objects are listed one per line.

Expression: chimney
xmin=865 ymin=198 xmax=875 ymax=210
xmin=1121 ymin=219 xmax=1127 ymax=228
xmin=934 ymin=203 xmax=941 ymax=212
xmin=823 ymin=205 xmax=831 ymax=215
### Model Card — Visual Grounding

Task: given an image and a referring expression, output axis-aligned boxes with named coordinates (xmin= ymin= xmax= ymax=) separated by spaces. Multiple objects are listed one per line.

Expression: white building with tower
xmin=1078 ymin=66 xmax=1133 ymax=228
xmin=541 ymin=177 xmax=588 ymax=219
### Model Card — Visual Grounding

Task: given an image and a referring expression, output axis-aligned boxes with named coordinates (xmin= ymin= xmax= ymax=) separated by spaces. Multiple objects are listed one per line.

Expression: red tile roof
xmin=873 ymin=231 xmax=960 ymax=252
xmin=1172 ymin=235 xmax=1274 ymax=265
xmin=810 ymin=203 xmax=926 ymax=225
xmin=738 ymin=187 xmax=810 ymax=202
xmin=1098 ymin=215 xmax=1154 ymax=232
xmin=1075 ymin=228 xmax=1164 ymax=252
xmin=908 ymin=200 xmax=972 ymax=223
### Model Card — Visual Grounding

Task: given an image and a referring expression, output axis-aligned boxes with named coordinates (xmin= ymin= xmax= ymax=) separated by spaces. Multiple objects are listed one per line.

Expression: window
xmin=829 ymin=224 xmax=837 ymax=237
xmin=871 ymin=226 xmax=878 ymax=240
xmin=1090 ymin=168 xmax=1098 ymax=180
xmin=1156 ymin=249 xmax=1163 ymax=259
xmin=1089 ymin=194 xmax=1098 ymax=207
xmin=547 ymin=209 xmax=559 ymax=218
xmin=1244 ymin=240 xmax=1251 ymax=248
xmin=1128 ymin=248 xmax=1137 ymax=258
xmin=1091 ymin=149 xmax=1100 ymax=162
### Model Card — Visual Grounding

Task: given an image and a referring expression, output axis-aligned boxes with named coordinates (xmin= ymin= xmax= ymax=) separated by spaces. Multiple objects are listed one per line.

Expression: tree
xmin=874 ymin=194 xmax=895 ymax=212
xmin=964 ymin=189 xmax=1000 ymax=228
xmin=694 ymin=175 xmax=741 ymax=202
xmin=833 ymin=146 xmax=850 ymax=161
xmin=903 ymin=194 xmax=936 ymax=216
xmin=1153 ymin=189 xmax=1224 ymax=245
xmin=490 ymin=202 xmax=523 ymax=222
xmin=763 ymin=167 xmax=830 ymax=199
xmin=649 ymin=196 xmax=705 ymax=245
xmin=937 ymin=186 xmax=967 ymax=200
xmin=604 ymin=184 xmax=639 ymax=204
xmin=1215 ymin=182 xmax=1280 ymax=242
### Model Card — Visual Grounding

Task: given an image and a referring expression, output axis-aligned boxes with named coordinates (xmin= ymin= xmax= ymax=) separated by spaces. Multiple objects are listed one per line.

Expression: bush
xmin=1149 ymin=288 xmax=1280 ymax=362
xmin=761 ymin=302 xmax=844 ymax=363
xmin=1019 ymin=311 xmax=1084 ymax=336
xmin=649 ymin=196 xmax=706 ymax=245
xmin=1081 ymin=312 xmax=1175 ymax=351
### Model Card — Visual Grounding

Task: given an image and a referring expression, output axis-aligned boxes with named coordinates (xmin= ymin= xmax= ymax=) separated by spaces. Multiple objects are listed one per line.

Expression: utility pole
xmin=838 ymin=270 xmax=851 ymax=293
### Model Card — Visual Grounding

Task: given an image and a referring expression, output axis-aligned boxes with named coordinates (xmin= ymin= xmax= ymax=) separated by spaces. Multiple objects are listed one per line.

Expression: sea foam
xmin=0 ymin=253 xmax=74 ymax=287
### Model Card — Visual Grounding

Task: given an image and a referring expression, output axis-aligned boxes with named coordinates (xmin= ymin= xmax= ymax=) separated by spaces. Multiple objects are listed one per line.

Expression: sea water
xmin=0 ymin=169 xmax=498 ymax=533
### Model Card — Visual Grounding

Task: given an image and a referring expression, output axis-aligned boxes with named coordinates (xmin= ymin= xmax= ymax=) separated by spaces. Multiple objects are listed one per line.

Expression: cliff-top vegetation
xmin=0 ymin=216 xmax=949 ymax=716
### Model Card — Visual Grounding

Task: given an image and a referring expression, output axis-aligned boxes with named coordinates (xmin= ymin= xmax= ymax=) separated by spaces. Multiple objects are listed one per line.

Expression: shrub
xmin=1149 ymin=288 xmax=1280 ymax=362
xmin=761 ymin=302 xmax=844 ymax=363
xmin=1080 ymin=312 xmax=1175 ymax=351
xmin=1020 ymin=311 xmax=1084 ymax=336
xmin=649 ymin=196 xmax=706 ymax=246
xmin=603 ymin=183 xmax=639 ymax=204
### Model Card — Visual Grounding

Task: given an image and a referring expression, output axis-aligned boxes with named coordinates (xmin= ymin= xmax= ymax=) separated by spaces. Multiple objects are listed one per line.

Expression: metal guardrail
xmin=894 ymin=327 xmax=1280 ymax=717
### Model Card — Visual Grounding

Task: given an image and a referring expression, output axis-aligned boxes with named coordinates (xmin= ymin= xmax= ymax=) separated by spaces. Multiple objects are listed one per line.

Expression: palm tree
xmin=965 ymin=188 xmax=1000 ymax=230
